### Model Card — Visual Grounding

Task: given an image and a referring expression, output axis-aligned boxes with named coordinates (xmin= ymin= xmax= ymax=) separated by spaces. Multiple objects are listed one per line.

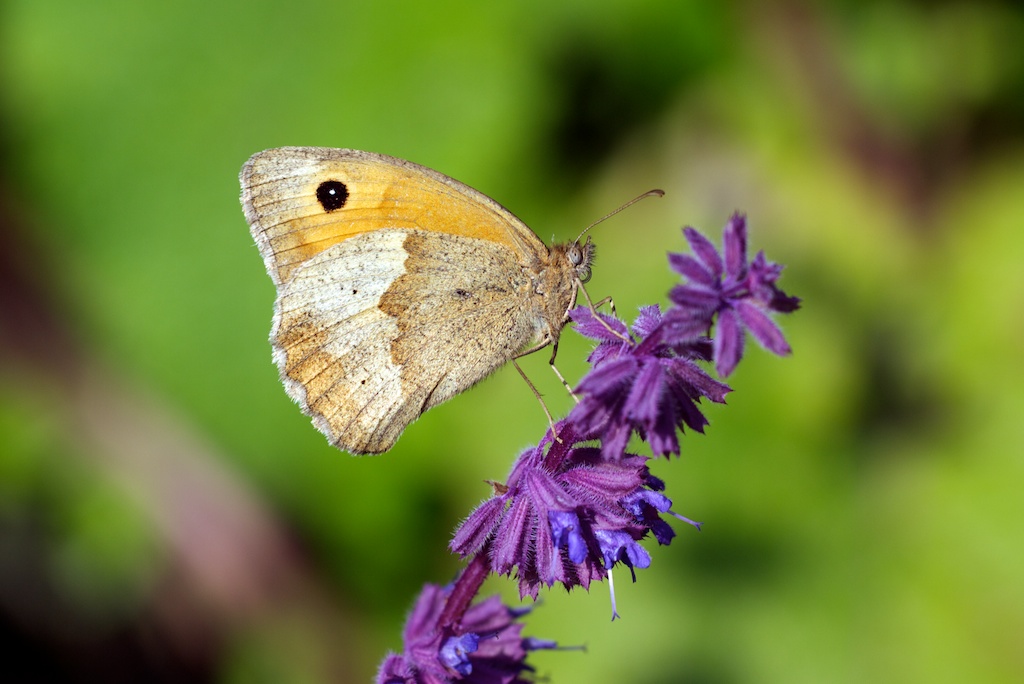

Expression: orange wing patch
xmin=242 ymin=148 xmax=543 ymax=284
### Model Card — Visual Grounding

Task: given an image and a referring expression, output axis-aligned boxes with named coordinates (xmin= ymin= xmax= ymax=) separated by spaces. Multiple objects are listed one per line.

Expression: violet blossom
xmin=377 ymin=580 xmax=556 ymax=684
xmin=567 ymin=305 xmax=731 ymax=459
xmin=669 ymin=212 xmax=801 ymax=376
xmin=450 ymin=421 xmax=700 ymax=616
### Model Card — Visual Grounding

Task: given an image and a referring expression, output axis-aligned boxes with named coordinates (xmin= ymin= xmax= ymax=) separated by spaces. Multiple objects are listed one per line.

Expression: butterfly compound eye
xmin=316 ymin=180 xmax=348 ymax=212
xmin=569 ymin=240 xmax=594 ymax=284
xmin=567 ymin=243 xmax=583 ymax=266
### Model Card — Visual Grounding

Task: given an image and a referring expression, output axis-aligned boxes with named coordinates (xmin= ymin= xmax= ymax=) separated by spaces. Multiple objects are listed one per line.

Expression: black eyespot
xmin=316 ymin=180 xmax=348 ymax=212
xmin=352 ymin=289 xmax=358 ymax=295
xmin=455 ymin=289 xmax=471 ymax=298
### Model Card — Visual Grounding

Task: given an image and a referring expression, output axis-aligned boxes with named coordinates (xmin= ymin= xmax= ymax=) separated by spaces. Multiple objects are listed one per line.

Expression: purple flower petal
xmin=574 ymin=357 xmax=637 ymax=411
xmin=669 ymin=252 xmax=717 ymax=286
xmin=650 ymin=518 xmax=676 ymax=545
xmin=664 ymin=357 xmax=731 ymax=403
xmin=670 ymin=284 xmax=722 ymax=312
xmin=723 ymin=212 xmax=748 ymax=279
xmin=770 ymin=289 xmax=802 ymax=313
xmin=713 ymin=307 xmax=744 ymax=377
xmin=623 ymin=360 xmax=664 ymax=425
xmin=490 ymin=494 xmax=531 ymax=575
xmin=594 ymin=529 xmax=651 ymax=570
xmin=559 ymin=461 xmax=645 ymax=505
xmin=659 ymin=307 xmax=713 ymax=350
xmin=569 ymin=306 xmax=630 ymax=342
xmin=683 ymin=226 xmax=723 ymax=277
xmin=525 ymin=468 xmax=576 ymax=511
xmin=549 ymin=510 xmax=588 ymax=564
xmin=450 ymin=496 xmax=506 ymax=557
xmin=534 ymin=505 xmax=562 ymax=586
xmin=587 ymin=340 xmax=629 ymax=367
xmin=645 ymin=397 xmax=681 ymax=456
xmin=621 ymin=489 xmax=672 ymax=517
xmin=736 ymin=300 xmax=792 ymax=355
xmin=631 ymin=305 xmax=665 ymax=339
xmin=439 ymin=633 xmax=479 ymax=676
xmin=599 ymin=421 xmax=633 ymax=462
xmin=402 ymin=583 xmax=445 ymax=646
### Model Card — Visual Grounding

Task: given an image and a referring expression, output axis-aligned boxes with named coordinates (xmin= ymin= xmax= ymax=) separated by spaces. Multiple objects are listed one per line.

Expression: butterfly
xmin=240 ymin=147 xmax=597 ymax=454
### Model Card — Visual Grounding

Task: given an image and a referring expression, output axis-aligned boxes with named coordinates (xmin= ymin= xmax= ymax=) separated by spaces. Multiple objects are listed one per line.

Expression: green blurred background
xmin=2 ymin=0 xmax=1022 ymax=682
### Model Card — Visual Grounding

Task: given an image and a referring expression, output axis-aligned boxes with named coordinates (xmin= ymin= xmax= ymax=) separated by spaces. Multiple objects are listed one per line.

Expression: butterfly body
xmin=241 ymin=147 xmax=592 ymax=454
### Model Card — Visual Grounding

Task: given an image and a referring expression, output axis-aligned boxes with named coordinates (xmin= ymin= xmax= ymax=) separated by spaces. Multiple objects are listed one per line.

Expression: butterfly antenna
xmin=574 ymin=188 xmax=665 ymax=243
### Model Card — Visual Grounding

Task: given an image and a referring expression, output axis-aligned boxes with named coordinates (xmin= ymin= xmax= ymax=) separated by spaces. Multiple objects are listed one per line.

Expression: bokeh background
xmin=2 ymin=1 xmax=1022 ymax=682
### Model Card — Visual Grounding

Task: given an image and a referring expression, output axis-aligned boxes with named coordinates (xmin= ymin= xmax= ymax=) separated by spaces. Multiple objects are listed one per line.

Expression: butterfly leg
xmin=577 ymin=283 xmax=630 ymax=342
xmin=547 ymin=340 xmax=579 ymax=404
xmin=590 ymin=295 xmax=617 ymax=316
xmin=512 ymin=359 xmax=559 ymax=439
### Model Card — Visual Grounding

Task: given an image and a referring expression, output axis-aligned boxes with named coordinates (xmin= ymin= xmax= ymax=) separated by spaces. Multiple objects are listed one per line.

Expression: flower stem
xmin=438 ymin=547 xmax=491 ymax=628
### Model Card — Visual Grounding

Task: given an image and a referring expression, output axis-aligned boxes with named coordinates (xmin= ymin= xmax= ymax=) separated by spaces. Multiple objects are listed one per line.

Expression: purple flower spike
xmin=451 ymin=421 xmax=699 ymax=607
xmin=377 ymin=582 xmax=553 ymax=684
xmin=669 ymin=213 xmax=800 ymax=377
xmin=569 ymin=306 xmax=731 ymax=459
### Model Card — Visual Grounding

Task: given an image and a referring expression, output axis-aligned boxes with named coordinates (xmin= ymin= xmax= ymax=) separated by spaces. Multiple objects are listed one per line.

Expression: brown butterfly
xmin=241 ymin=147 xmax=600 ymax=454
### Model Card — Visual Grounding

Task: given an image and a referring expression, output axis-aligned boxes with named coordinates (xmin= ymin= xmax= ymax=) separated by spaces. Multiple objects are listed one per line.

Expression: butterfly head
xmin=543 ymin=238 xmax=595 ymax=331
xmin=565 ymin=236 xmax=595 ymax=284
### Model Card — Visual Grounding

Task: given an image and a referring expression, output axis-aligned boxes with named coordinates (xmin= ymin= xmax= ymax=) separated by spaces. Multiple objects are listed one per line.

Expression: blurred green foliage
xmin=1 ymin=0 xmax=1022 ymax=682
